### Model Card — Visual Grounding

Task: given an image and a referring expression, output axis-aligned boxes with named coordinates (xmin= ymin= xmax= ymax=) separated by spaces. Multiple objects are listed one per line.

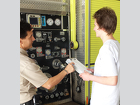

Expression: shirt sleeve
xmin=99 ymin=45 xmax=118 ymax=76
xmin=21 ymin=62 xmax=49 ymax=88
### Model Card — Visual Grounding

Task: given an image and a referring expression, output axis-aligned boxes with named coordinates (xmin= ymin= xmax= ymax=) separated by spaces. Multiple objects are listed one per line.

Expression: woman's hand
xmin=87 ymin=68 xmax=94 ymax=73
xmin=79 ymin=70 xmax=91 ymax=81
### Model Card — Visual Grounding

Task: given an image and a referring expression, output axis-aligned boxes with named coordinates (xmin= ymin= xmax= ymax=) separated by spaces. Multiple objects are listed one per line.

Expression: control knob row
xmin=44 ymin=92 xmax=64 ymax=100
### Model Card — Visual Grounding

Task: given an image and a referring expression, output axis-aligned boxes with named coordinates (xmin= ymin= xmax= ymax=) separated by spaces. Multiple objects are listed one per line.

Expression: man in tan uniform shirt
xmin=20 ymin=21 xmax=75 ymax=105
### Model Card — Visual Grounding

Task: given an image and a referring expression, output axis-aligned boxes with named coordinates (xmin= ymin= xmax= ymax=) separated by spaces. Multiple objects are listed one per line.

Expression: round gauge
xmin=47 ymin=18 xmax=53 ymax=26
xmin=36 ymin=47 xmax=42 ymax=53
xmin=61 ymin=48 xmax=66 ymax=53
xmin=55 ymin=18 xmax=61 ymax=26
xmin=36 ymin=31 xmax=42 ymax=38
xmin=30 ymin=54 xmax=35 ymax=58
xmin=45 ymin=49 xmax=51 ymax=55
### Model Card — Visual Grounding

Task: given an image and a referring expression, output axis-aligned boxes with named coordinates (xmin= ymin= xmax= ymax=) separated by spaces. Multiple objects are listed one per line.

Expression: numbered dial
xmin=45 ymin=49 xmax=51 ymax=55
xmin=30 ymin=54 xmax=35 ymax=58
xmin=36 ymin=47 xmax=42 ymax=53
xmin=47 ymin=18 xmax=53 ymax=26
xmin=55 ymin=18 xmax=61 ymax=26
xmin=36 ymin=31 xmax=42 ymax=38
xmin=61 ymin=48 xmax=66 ymax=53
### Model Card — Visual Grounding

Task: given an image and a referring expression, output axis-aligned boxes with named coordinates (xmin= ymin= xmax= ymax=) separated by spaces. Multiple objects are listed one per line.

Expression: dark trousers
xmin=20 ymin=98 xmax=34 ymax=105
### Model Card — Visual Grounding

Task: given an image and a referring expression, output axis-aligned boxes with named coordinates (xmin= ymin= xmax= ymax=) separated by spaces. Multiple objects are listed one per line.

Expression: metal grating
xmin=72 ymin=0 xmax=85 ymax=64
xmin=71 ymin=0 xmax=85 ymax=104
xmin=20 ymin=0 xmax=70 ymax=15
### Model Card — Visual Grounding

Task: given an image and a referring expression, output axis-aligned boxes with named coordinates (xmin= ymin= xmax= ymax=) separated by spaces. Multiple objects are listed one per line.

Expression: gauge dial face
xmin=46 ymin=49 xmax=51 ymax=55
xmin=36 ymin=47 xmax=42 ymax=53
xmin=36 ymin=31 xmax=42 ymax=38
xmin=47 ymin=18 xmax=53 ymax=26
xmin=30 ymin=54 xmax=35 ymax=58
xmin=55 ymin=18 xmax=61 ymax=26
xmin=61 ymin=48 xmax=66 ymax=53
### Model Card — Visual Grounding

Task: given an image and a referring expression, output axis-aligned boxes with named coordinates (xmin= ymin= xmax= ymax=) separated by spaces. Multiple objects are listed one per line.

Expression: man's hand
xmin=65 ymin=62 xmax=75 ymax=74
xmin=79 ymin=70 xmax=91 ymax=81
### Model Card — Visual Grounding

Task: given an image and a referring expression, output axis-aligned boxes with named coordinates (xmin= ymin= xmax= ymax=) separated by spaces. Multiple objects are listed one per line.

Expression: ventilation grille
xmin=20 ymin=0 xmax=70 ymax=15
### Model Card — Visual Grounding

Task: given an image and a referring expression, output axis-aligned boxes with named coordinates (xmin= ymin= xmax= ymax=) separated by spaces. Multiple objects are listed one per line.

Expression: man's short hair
xmin=93 ymin=7 xmax=117 ymax=35
xmin=20 ymin=20 xmax=33 ymax=39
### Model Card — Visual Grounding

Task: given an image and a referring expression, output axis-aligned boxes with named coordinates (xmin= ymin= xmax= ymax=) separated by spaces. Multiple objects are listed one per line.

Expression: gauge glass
xmin=47 ymin=18 xmax=53 ymax=26
xmin=36 ymin=47 xmax=42 ymax=53
xmin=30 ymin=54 xmax=35 ymax=58
xmin=36 ymin=31 xmax=42 ymax=38
xmin=55 ymin=18 xmax=61 ymax=26
xmin=61 ymin=48 xmax=66 ymax=53
xmin=46 ymin=49 xmax=51 ymax=55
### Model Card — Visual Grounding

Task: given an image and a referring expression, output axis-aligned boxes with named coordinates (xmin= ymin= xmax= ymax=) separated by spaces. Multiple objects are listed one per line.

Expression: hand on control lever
xmin=64 ymin=62 xmax=75 ymax=74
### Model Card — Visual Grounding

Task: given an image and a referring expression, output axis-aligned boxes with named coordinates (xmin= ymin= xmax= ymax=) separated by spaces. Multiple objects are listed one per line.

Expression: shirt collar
xmin=20 ymin=48 xmax=28 ymax=56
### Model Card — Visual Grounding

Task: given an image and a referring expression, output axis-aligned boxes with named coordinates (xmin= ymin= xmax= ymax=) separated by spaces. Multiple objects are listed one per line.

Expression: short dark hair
xmin=93 ymin=7 xmax=117 ymax=35
xmin=20 ymin=20 xmax=33 ymax=39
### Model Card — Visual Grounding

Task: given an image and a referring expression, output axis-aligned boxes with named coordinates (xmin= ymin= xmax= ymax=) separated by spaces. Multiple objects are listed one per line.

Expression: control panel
xmin=20 ymin=13 xmax=70 ymax=105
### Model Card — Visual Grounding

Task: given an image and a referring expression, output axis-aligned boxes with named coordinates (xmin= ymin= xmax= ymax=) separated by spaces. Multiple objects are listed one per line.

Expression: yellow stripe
xmin=85 ymin=0 xmax=89 ymax=104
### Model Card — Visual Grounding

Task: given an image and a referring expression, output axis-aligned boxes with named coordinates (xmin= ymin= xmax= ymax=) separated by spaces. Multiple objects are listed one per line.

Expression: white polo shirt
xmin=20 ymin=48 xmax=49 ymax=104
xmin=90 ymin=39 xmax=120 ymax=105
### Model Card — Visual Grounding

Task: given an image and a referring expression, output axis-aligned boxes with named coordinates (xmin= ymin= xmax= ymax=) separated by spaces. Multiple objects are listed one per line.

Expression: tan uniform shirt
xmin=20 ymin=48 xmax=49 ymax=104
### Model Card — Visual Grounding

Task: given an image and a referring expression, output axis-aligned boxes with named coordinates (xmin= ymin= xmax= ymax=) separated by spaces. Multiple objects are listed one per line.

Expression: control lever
xmin=40 ymin=66 xmax=50 ymax=71
xmin=36 ymin=38 xmax=45 ymax=42
xmin=61 ymin=37 xmax=66 ymax=42
xmin=52 ymin=59 xmax=66 ymax=70
xmin=54 ymin=37 xmax=66 ymax=42
xmin=54 ymin=37 xmax=61 ymax=42
xmin=58 ymin=62 xmax=65 ymax=70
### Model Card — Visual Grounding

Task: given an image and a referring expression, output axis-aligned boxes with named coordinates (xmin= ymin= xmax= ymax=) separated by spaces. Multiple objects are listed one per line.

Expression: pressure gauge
xmin=30 ymin=54 xmax=35 ymax=58
xmin=45 ymin=49 xmax=51 ymax=55
xmin=36 ymin=47 xmax=42 ymax=53
xmin=36 ymin=31 xmax=42 ymax=38
xmin=61 ymin=48 xmax=66 ymax=54
xmin=55 ymin=18 xmax=61 ymax=26
xmin=47 ymin=18 xmax=53 ymax=26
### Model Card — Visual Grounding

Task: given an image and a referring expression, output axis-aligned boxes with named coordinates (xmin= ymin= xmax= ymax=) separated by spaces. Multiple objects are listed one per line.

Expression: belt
xmin=20 ymin=98 xmax=34 ymax=105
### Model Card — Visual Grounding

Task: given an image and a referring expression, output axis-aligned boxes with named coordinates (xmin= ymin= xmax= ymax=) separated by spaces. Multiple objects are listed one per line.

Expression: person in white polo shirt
xmin=20 ymin=21 xmax=75 ymax=105
xmin=79 ymin=7 xmax=120 ymax=105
